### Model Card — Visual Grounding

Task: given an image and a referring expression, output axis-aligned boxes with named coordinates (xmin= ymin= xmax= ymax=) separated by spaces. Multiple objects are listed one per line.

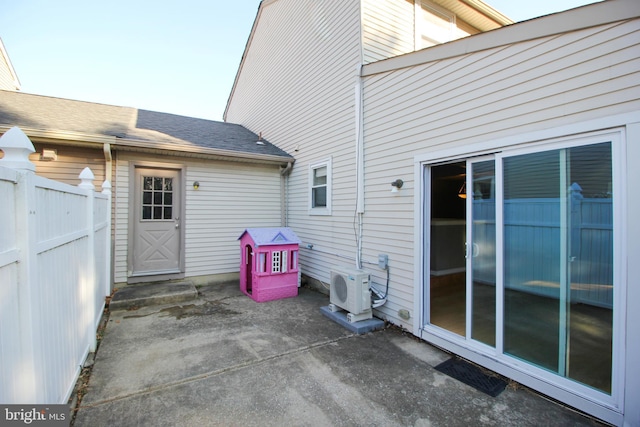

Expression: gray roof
xmin=0 ymin=89 xmax=293 ymax=162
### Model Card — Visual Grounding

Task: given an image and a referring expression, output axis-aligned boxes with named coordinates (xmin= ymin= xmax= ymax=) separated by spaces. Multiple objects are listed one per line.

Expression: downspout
xmin=355 ymin=68 xmax=365 ymax=270
xmin=103 ymin=143 xmax=112 ymax=184
xmin=280 ymin=161 xmax=293 ymax=226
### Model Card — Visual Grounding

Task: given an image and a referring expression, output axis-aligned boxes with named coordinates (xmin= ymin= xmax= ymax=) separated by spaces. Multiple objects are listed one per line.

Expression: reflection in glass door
xmin=428 ymin=159 xmax=496 ymax=346
xmin=429 ymin=162 xmax=467 ymax=336
xmin=503 ymin=143 xmax=613 ymax=393
xmin=425 ymin=138 xmax=616 ymax=400
xmin=470 ymin=160 xmax=496 ymax=347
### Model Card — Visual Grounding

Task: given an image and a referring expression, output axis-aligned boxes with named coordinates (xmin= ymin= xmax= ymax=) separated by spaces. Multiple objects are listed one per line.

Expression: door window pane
xmin=141 ymin=176 xmax=174 ymax=221
xmin=503 ymin=143 xmax=613 ymax=393
xmin=471 ymin=160 xmax=496 ymax=347
xmin=429 ymin=162 xmax=466 ymax=336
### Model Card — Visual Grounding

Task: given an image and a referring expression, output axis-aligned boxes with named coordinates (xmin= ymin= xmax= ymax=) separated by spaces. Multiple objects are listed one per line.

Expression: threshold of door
xmin=110 ymin=281 xmax=197 ymax=311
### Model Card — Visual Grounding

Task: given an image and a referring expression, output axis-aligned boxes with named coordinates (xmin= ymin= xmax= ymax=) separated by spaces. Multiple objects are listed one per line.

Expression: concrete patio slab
xmin=73 ymin=282 xmax=603 ymax=427
xmin=109 ymin=281 xmax=198 ymax=310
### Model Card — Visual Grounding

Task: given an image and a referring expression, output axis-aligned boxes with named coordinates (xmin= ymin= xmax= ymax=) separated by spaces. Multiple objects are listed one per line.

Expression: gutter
xmin=111 ymin=138 xmax=293 ymax=165
xmin=0 ymin=126 xmax=294 ymax=166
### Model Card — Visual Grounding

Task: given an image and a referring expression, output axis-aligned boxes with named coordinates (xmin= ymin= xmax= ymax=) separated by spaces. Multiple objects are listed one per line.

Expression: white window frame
xmin=309 ymin=158 xmax=332 ymax=215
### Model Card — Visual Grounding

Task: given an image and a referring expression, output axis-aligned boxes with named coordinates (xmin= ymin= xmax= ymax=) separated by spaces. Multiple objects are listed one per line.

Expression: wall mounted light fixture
xmin=193 ymin=181 xmax=200 ymax=190
xmin=41 ymin=148 xmax=57 ymax=161
xmin=391 ymin=179 xmax=403 ymax=193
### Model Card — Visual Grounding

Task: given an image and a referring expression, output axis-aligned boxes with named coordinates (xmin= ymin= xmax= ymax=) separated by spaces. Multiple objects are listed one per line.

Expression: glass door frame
xmin=416 ymin=128 xmax=626 ymax=417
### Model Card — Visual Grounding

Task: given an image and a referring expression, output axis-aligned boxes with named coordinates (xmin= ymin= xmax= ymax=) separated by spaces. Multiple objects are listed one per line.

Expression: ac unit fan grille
xmin=333 ymin=274 xmax=347 ymax=303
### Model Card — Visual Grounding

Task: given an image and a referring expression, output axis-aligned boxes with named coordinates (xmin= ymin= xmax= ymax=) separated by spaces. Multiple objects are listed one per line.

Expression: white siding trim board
xmin=363 ymin=0 xmax=640 ymax=77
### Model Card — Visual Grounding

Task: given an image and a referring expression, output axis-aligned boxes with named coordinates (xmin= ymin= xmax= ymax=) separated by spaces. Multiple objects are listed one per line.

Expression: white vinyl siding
xmin=184 ymin=161 xmax=281 ymax=278
xmin=361 ymin=18 xmax=640 ymax=331
xmin=361 ymin=17 xmax=639 ymax=425
xmin=226 ymin=0 xmax=362 ymax=286
xmin=0 ymin=42 xmax=19 ymax=91
xmin=113 ymin=153 xmax=282 ymax=284
xmin=362 ymin=0 xmax=415 ymax=64
xmin=361 ymin=0 xmax=480 ymax=64
xmin=28 ymin=144 xmax=106 ymax=192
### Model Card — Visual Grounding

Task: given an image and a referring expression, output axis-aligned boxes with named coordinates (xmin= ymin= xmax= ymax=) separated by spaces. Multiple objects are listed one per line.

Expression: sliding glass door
xmin=503 ymin=142 xmax=613 ymax=393
xmin=425 ymin=137 xmax=615 ymax=396
xmin=428 ymin=158 xmax=496 ymax=347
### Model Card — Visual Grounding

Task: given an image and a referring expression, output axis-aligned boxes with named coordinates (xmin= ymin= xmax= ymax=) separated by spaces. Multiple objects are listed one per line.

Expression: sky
xmin=1 ymin=0 xmax=601 ymax=122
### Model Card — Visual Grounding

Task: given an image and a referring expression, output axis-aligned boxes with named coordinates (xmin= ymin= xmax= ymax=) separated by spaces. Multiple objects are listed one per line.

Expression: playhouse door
xmin=131 ymin=167 xmax=182 ymax=276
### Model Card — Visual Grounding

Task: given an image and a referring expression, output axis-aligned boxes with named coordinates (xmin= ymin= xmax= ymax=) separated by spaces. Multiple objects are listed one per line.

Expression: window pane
xmin=143 ymin=191 xmax=152 ymax=204
xmin=313 ymin=167 xmax=327 ymax=185
xmin=164 ymin=192 xmax=173 ymax=206
xmin=142 ymin=206 xmax=151 ymax=220
xmin=471 ymin=160 xmax=496 ymax=347
xmin=144 ymin=176 xmax=153 ymax=190
xmin=312 ymin=187 xmax=327 ymax=207
xmin=153 ymin=206 xmax=162 ymax=219
xmin=154 ymin=192 xmax=162 ymax=205
xmin=503 ymin=143 xmax=613 ymax=394
xmin=163 ymin=207 xmax=172 ymax=219
xmin=154 ymin=177 xmax=163 ymax=190
xmin=164 ymin=178 xmax=173 ymax=191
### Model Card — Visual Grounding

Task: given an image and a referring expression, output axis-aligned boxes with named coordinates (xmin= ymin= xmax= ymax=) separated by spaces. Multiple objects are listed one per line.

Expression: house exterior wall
xmin=28 ymin=143 xmax=107 ymax=191
xmin=225 ymin=0 xmax=364 ymax=288
xmin=361 ymin=14 xmax=640 ymax=426
xmin=362 ymin=0 xmax=415 ymax=63
xmin=0 ymin=41 xmax=20 ymax=91
xmin=113 ymin=152 xmax=283 ymax=285
xmin=224 ymin=0 xmax=504 ymax=326
xmin=361 ymin=0 xmax=481 ymax=64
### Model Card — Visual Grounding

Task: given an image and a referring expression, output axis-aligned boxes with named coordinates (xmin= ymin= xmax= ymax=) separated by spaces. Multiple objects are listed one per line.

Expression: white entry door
xmin=132 ymin=167 xmax=182 ymax=276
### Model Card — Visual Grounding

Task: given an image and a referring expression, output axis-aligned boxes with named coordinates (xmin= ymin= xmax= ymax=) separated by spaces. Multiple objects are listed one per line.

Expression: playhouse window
xmin=258 ymin=252 xmax=267 ymax=273
xmin=272 ymin=251 xmax=281 ymax=273
xmin=269 ymin=250 xmax=289 ymax=274
xmin=291 ymin=250 xmax=298 ymax=270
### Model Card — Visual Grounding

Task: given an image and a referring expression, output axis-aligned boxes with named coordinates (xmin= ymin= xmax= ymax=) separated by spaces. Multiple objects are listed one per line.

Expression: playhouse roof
xmin=239 ymin=227 xmax=301 ymax=247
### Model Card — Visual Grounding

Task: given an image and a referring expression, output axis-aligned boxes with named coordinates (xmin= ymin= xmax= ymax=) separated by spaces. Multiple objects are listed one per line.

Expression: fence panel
xmin=0 ymin=167 xmax=23 ymax=403
xmin=499 ymin=198 xmax=613 ymax=308
xmin=0 ymin=127 xmax=111 ymax=404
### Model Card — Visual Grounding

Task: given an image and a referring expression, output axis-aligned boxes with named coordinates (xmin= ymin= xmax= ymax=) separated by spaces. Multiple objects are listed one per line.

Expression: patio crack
xmin=78 ymin=333 xmax=356 ymax=409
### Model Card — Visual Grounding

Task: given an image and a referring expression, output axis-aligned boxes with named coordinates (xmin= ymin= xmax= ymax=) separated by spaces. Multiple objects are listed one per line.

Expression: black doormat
xmin=435 ymin=358 xmax=507 ymax=397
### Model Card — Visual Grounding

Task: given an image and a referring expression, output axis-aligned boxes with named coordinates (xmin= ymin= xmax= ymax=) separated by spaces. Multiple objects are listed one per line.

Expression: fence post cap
xmin=78 ymin=167 xmax=95 ymax=190
xmin=101 ymin=180 xmax=112 ymax=195
xmin=0 ymin=126 xmax=36 ymax=171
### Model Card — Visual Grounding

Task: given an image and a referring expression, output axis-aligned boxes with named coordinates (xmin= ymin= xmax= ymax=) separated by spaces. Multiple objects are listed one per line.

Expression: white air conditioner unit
xmin=330 ymin=267 xmax=371 ymax=317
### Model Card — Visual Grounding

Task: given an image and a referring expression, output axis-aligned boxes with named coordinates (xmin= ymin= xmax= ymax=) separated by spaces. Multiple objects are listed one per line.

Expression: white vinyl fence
xmin=0 ymin=127 xmax=111 ymax=404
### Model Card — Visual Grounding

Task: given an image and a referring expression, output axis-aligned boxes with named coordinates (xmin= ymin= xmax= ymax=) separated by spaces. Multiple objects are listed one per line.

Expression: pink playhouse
xmin=238 ymin=227 xmax=301 ymax=302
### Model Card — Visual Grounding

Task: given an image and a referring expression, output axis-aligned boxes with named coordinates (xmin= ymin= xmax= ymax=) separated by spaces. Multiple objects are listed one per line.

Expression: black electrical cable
xmin=371 ymin=267 xmax=390 ymax=301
